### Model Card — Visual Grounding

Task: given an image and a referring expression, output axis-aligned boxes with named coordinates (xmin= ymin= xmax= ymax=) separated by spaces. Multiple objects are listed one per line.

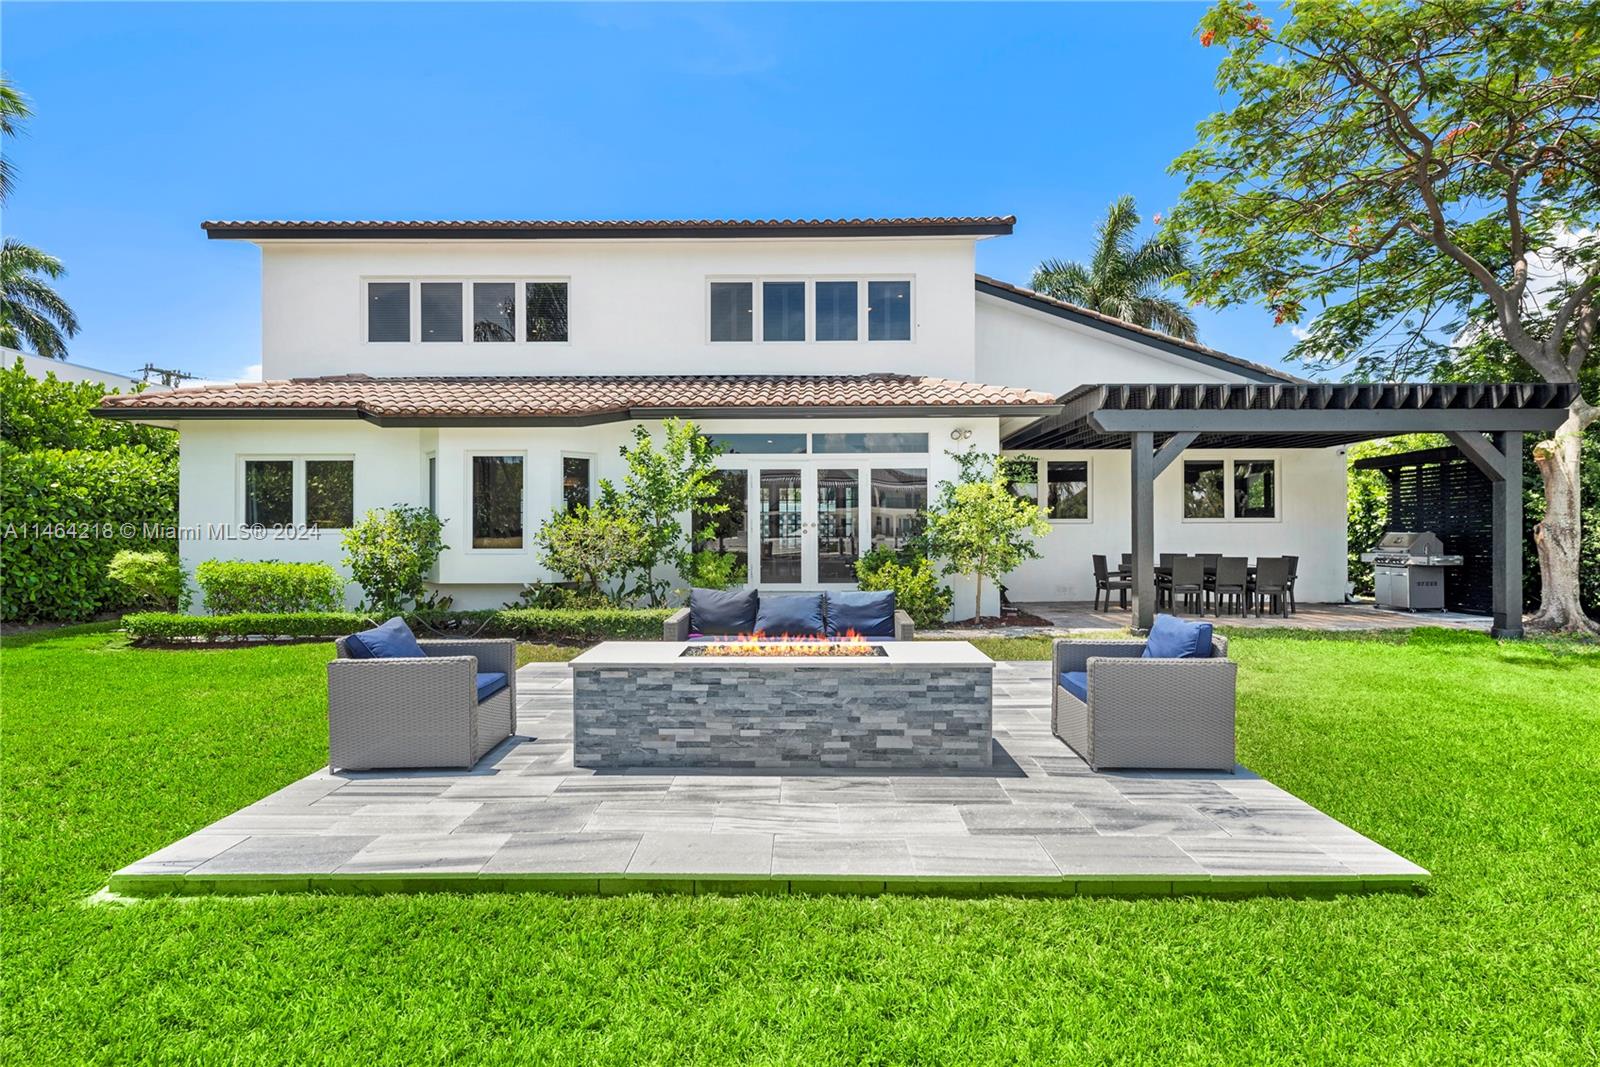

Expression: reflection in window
xmin=867 ymin=280 xmax=911 ymax=340
xmin=1183 ymin=460 xmax=1226 ymax=519
xmin=420 ymin=282 xmax=463 ymax=342
xmin=811 ymin=433 xmax=928 ymax=454
xmin=1003 ymin=458 xmax=1039 ymax=503
xmin=758 ymin=469 xmax=802 ymax=583
xmin=871 ymin=468 xmax=926 ymax=552
xmin=1234 ymin=460 xmax=1276 ymax=518
xmin=472 ymin=455 xmax=524 ymax=548
xmin=814 ymin=281 xmax=858 ymax=341
xmin=367 ymin=282 xmax=410 ymax=342
xmin=562 ymin=456 xmax=591 ymax=512
xmin=817 ymin=469 xmax=860 ymax=583
xmin=703 ymin=433 xmax=808 ymax=454
xmin=526 ymin=282 xmax=569 ymax=342
xmin=305 ymin=460 xmax=354 ymax=528
xmin=709 ymin=282 xmax=754 ymax=342
xmin=763 ymin=281 xmax=806 ymax=342
xmin=692 ymin=470 xmax=749 ymax=579
xmin=1046 ymin=460 xmax=1089 ymax=520
xmin=473 ymin=282 xmax=516 ymax=342
xmin=244 ymin=460 xmax=294 ymax=526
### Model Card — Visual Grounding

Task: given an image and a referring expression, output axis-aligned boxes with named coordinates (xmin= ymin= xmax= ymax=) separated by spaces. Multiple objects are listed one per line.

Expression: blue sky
xmin=2 ymin=1 xmax=1304 ymax=382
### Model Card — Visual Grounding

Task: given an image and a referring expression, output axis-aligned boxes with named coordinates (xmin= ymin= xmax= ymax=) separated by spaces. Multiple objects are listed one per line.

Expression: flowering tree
xmin=922 ymin=449 xmax=1050 ymax=623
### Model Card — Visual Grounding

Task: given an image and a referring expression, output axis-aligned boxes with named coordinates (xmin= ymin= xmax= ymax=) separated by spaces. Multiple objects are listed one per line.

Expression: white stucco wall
xmin=258 ymin=238 xmax=981 ymax=381
xmin=1001 ymin=446 xmax=1350 ymax=604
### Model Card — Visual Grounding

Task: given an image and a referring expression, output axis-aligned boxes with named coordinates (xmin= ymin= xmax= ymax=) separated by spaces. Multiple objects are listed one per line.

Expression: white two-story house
xmin=100 ymin=216 xmax=1347 ymax=618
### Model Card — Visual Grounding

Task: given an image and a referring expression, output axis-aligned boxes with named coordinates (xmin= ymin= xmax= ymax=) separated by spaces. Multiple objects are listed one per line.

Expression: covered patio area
xmin=1002 ymin=382 xmax=1576 ymax=638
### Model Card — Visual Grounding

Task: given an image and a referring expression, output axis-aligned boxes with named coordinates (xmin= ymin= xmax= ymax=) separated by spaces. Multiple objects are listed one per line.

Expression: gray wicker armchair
xmin=1051 ymin=635 xmax=1236 ymax=772
xmin=327 ymin=638 xmax=516 ymax=771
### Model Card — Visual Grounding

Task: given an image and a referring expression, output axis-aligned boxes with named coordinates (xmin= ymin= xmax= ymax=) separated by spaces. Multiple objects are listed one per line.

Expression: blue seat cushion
xmin=345 ymin=616 xmax=426 ymax=659
xmin=689 ymin=587 xmax=758 ymax=636
xmin=1141 ymin=613 xmax=1214 ymax=659
xmin=1058 ymin=671 xmax=1089 ymax=703
xmin=825 ymin=590 xmax=896 ymax=638
xmin=475 ymin=671 xmax=508 ymax=703
xmin=754 ymin=592 xmax=826 ymax=638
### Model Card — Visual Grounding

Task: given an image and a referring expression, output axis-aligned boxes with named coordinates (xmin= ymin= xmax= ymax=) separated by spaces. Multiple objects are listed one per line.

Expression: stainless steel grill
xmin=1359 ymin=531 xmax=1463 ymax=611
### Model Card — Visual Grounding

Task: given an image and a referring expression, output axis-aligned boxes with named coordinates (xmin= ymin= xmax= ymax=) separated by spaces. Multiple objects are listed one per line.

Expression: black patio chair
xmin=1206 ymin=556 xmax=1249 ymax=616
xmin=1250 ymin=557 xmax=1291 ymax=618
xmin=1159 ymin=556 xmax=1205 ymax=614
xmin=1092 ymin=554 xmax=1133 ymax=611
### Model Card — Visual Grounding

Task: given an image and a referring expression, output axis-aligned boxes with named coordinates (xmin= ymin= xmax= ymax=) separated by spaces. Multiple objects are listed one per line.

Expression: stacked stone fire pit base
xmin=570 ymin=641 xmax=994 ymax=770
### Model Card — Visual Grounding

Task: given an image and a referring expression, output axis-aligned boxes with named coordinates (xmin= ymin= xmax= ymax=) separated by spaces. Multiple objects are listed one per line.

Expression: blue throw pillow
xmin=689 ymin=587 xmax=758 ymax=636
xmin=754 ymin=592 xmax=826 ymax=638
xmin=1141 ymin=614 xmax=1213 ymax=659
xmin=475 ymin=672 xmax=508 ymax=702
xmin=825 ymin=590 xmax=896 ymax=638
xmin=1058 ymin=671 xmax=1089 ymax=703
xmin=345 ymin=616 xmax=426 ymax=659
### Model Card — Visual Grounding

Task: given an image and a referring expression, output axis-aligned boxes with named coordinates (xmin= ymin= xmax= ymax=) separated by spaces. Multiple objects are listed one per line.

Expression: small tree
xmin=922 ymin=449 xmax=1050 ymax=623
xmin=535 ymin=505 xmax=647 ymax=600
xmin=106 ymin=549 xmax=189 ymax=611
xmin=341 ymin=505 xmax=447 ymax=614
xmin=599 ymin=417 xmax=726 ymax=605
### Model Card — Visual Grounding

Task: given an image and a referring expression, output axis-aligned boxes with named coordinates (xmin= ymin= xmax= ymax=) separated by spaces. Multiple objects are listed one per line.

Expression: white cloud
xmin=1290 ymin=326 xmax=1311 ymax=341
xmin=239 ymin=363 xmax=263 ymax=382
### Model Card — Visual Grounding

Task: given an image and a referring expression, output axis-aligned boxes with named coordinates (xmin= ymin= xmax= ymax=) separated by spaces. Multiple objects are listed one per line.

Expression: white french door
xmin=745 ymin=465 xmax=863 ymax=588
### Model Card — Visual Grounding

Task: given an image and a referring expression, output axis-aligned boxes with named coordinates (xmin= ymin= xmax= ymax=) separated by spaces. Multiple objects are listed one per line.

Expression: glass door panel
xmin=816 ymin=468 xmax=861 ymax=584
xmin=757 ymin=469 xmax=802 ymax=584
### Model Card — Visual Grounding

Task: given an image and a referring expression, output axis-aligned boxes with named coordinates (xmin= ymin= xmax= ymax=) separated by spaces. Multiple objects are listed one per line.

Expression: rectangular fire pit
xmin=569 ymin=641 xmax=994 ymax=770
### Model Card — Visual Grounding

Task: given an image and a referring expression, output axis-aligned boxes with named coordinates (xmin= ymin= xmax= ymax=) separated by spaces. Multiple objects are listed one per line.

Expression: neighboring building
xmin=8 ymin=346 xmax=142 ymax=391
xmin=98 ymin=216 xmax=1344 ymax=616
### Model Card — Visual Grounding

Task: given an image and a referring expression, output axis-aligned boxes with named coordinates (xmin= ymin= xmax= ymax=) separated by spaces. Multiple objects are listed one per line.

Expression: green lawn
xmin=3 ymin=625 xmax=1598 ymax=1064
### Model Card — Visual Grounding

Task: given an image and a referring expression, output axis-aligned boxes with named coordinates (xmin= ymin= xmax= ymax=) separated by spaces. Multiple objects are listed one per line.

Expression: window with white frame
xmin=708 ymin=278 xmax=912 ymax=342
xmin=1045 ymin=460 xmax=1089 ymax=520
xmin=1233 ymin=460 xmax=1277 ymax=519
xmin=365 ymin=280 xmax=569 ymax=344
xmin=562 ymin=456 xmax=592 ymax=513
xmin=1182 ymin=458 xmax=1277 ymax=520
xmin=471 ymin=455 xmax=524 ymax=549
xmin=241 ymin=458 xmax=354 ymax=529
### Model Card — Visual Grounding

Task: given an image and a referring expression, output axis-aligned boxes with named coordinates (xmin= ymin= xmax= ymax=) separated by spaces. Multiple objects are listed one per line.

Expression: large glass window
xmin=703 ymin=433 xmax=808 ymax=455
xmin=1046 ymin=460 xmax=1089 ymax=520
xmin=366 ymin=282 xmax=410 ymax=342
xmin=1183 ymin=460 xmax=1226 ymax=519
xmin=817 ymin=469 xmax=860 ymax=583
xmin=1234 ymin=460 xmax=1277 ymax=519
xmin=867 ymin=280 xmax=912 ymax=340
xmin=472 ymin=282 xmax=516 ymax=342
xmin=305 ymin=460 xmax=354 ymax=528
xmin=472 ymin=455 xmax=524 ymax=549
xmin=758 ymin=469 xmax=802 ymax=584
xmin=762 ymin=282 xmax=806 ymax=342
xmin=526 ymin=282 xmax=569 ymax=342
xmin=243 ymin=460 xmax=294 ymax=527
xmin=814 ymin=281 xmax=858 ymax=341
xmin=562 ymin=456 xmax=591 ymax=512
xmin=420 ymin=282 xmax=463 ymax=342
xmin=709 ymin=282 xmax=754 ymax=342
xmin=871 ymin=468 xmax=927 ymax=552
xmin=692 ymin=470 xmax=749 ymax=581
xmin=811 ymin=433 xmax=928 ymax=454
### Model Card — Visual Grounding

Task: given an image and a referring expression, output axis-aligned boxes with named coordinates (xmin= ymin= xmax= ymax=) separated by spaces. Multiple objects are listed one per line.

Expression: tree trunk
xmin=1528 ymin=397 xmax=1599 ymax=634
xmin=973 ymin=572 xmax=984 ymax=625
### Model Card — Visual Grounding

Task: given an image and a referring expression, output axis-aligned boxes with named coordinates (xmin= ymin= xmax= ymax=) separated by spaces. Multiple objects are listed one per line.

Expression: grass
xmin=3 ymin=624 xmax=1598 ymax=1063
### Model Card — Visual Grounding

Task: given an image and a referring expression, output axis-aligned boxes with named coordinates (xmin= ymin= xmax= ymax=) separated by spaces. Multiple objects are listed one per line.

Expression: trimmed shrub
xmin=855 ymin=547 xmax=954 ymax=628
xmin=342 ymin=505 xmax=447 ymax=613
xmin=0 ymin=446 xmax=179 ymax=622
xmin=493 ymin=607 xmax=670 ymax=642
xmin=194 ymin=560 xmax=345 ymax=614
xmin=106 ymin=549 xmax=189 ymax=611
xmin=534 ymin=505 xmax=646 ymax=599
xmin=122 ymin=607 xmax=674 ymax=645
xmin=683 ymin=550 xmax=747 ymax=591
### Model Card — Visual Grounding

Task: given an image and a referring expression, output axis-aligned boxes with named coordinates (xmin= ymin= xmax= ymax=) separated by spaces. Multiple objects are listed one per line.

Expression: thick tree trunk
xmin=973 ymin=572 xmax=984 ymax=625
xmin=1528 ymin=397 xmax=1599 ymax=634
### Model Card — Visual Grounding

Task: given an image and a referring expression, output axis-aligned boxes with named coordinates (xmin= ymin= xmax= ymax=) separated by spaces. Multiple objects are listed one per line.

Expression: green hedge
xmin=194 ymin=560 xmax=345 ymax=614
xmin=122 ymin=607 xmax=673 ymax=645
xmin=1 ymin=447 xmax=179 ymax=623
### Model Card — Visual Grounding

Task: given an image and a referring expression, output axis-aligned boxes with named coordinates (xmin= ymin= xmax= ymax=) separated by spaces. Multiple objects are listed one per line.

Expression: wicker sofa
xmin=1051 ymin=628 xmax=1236 ymax=772
xmin=327 ymin=633 xmax=516 ymax=771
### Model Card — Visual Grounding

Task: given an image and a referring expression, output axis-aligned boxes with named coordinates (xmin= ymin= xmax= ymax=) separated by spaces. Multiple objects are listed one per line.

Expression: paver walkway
xmin=112 ymin=662 xmax=1428 ymax=897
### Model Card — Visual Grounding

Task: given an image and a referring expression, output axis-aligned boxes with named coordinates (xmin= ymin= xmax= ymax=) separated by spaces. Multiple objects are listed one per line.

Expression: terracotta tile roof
xmin=97 ymin=373 xmax=1059 ymax=422
xmin=974 ymin=275 xmax=1304 ymax=384
xmin=203 ymin=217 xmax=1016 ymax=240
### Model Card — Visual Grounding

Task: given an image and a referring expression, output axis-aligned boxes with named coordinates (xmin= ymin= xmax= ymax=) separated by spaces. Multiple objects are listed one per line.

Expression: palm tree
xmin=1 ymin=239 xmax=79 ymax=358
xmin=1030 ymin=195 xmax=1198 ymax=341
xmin=0 ymin=76 xmax=28 ymax=203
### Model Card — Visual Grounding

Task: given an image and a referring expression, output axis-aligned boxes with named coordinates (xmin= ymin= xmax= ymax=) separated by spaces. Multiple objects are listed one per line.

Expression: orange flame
xmin=697 ymin=630 xmax=879 ymax=657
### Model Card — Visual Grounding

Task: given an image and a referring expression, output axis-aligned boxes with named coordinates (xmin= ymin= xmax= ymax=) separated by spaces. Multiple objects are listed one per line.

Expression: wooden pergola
xmin=1002 ymin=382 xmax=1578 ymax=638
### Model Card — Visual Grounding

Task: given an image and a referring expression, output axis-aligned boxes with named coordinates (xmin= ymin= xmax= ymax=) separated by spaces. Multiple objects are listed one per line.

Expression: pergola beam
xmin=1130 ymin=432 xmax=1157 ymax=632
xmin=1152 ymin=431 xmax=1199 ymax=478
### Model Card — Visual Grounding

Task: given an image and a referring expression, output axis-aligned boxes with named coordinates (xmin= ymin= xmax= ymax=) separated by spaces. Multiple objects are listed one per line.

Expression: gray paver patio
xmin=110 ymin=662 xmax=1429 ymax=897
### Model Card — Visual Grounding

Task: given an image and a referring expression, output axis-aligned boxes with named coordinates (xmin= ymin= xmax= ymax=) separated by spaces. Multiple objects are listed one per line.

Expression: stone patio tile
xmin=779 ymin=778 xmax=896 ymax=804
xmin=253 ymin=778 xmax=350 ymax=807
xmin=904 ymin=834 xmax=1060 ymax=878
xmin=1171 ymin=837 xmax=1357 ymax=876
xmin=190 ymin=834 xmax=378 ymax=875
xmin=552 ymin=777 xmax=675 ymax=798
xmin=890 ymin=778 xmax=1013 ymax=804
xmin=1103 ymin=777 xmax=1237 ymax=802
xmin=998 ymin=779 xmax=1122 ymax=804
xmin=957 ymin=803 xmax=1095 ymax=835
xmin=118 ymin=834 xmax=247 ymax=876
xmin=712 ymin=802 xmax=841 ymax=836
xmin=482 ymin=833 xmax=641 ymax=875
xmin=440 ymin=776 xmax=565 ymax=799
xmin=1036 ymin=835 xmax=1208 ymax=877
xmin=585 ymin=802 xmax=717 ymax=834
xmin=456 ymin=800 xmax=599 ymax=834
xmin=667 ymin=777 xmax=783 ymax=802
xmin=834 ymin=803 xmax=969 ymax=835
xmin=1299 ymin=837 xmax=1429 ymax=877
xmin=1076 ymin=801 xmax=1230 ymax=837
xmin=772 ymin=835 xmax=916 ymax=877
xmin=325 ymin=809 xmax=479 ymax=836
xmin=627 ymin=832 xmax=773 ymax=876
xmin=339 ymin=833 xmax=510 ymax=875
xmin=205 ymin=812 xmax=348 ymax=836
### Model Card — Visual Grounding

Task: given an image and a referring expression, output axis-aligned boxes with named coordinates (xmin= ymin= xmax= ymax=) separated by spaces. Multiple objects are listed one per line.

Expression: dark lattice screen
xmin=1357 ymin=448 xmax=1492 ymax=614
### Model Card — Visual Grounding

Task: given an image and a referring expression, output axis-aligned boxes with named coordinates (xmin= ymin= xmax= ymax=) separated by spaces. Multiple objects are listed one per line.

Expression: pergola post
xmin=1490 ymin=432 xmax=1524 ymax=639
xmin=1130 ymin=432 xmax=1156 ymax=632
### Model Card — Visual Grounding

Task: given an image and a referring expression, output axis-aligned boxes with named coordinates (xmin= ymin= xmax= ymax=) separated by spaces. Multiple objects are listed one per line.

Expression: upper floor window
xmin=365 ymin=280 xmax=569 ymax=344
xmin=709 ymin=278 xmax=912 ymax=343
